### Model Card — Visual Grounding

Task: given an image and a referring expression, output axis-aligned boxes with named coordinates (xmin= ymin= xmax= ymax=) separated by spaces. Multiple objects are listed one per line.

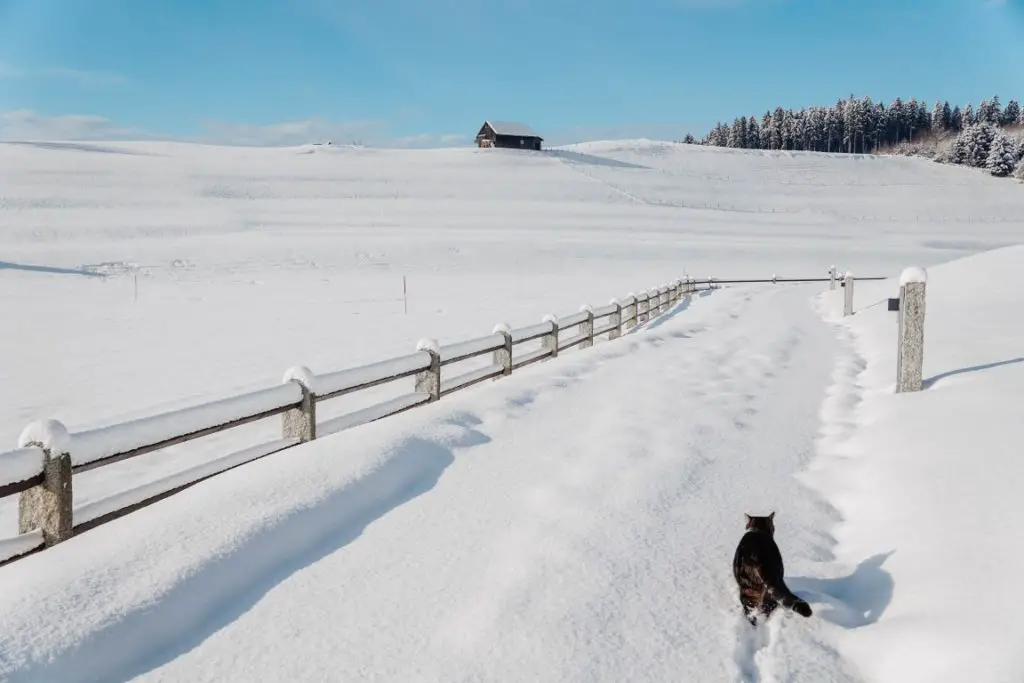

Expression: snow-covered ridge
xmin=0 ymin=279 xmax=695 ymax=565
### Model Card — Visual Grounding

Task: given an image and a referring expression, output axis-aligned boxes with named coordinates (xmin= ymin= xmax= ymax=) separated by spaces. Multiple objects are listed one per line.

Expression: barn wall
xmin=494 ymin=134 xmax=542 ymax=150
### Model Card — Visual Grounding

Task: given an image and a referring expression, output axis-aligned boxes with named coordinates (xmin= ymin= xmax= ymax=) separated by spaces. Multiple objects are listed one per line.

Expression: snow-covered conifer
xmin=1014 ymin=156 xmax=1024 ymax=181
xmin=1003 ymin=100 xmax=1021 ymax=127
xmin=985 ymin=134 xmax=1017 ymax=177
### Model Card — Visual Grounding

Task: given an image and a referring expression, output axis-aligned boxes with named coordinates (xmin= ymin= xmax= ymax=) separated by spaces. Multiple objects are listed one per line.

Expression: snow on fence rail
xmin=0 ymin=278 xmax=703 ymax=566
xmin=0 ymin=268 xmax=919 ymax=567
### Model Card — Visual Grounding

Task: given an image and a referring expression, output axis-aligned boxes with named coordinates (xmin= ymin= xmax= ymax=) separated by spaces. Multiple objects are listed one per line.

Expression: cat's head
xmin=744 ymin=511 xmax=775 ymax=535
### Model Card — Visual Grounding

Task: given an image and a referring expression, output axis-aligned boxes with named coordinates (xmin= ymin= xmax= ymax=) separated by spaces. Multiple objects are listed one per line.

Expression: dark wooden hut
xmin=475 ymin=120 xmax=543 ymax=150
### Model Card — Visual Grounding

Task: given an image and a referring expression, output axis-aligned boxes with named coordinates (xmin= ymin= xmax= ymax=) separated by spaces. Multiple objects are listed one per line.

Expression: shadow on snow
xmin=0 ymin=261 xmax=106 ymax=278
xmin=8 ymin=413 xmax=490 ymax=683
xmin=788 ymin=551 xmax=895 ymax=629
xmin=923 ymin=357 xmax=1024 ymax=390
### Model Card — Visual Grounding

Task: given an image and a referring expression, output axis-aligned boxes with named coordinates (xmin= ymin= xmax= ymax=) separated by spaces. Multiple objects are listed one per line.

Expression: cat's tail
xmin=767 ymin=582 xmax=813 ymax=618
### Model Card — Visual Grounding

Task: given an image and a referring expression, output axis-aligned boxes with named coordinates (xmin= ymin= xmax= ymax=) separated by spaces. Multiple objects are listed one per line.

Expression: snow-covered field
xmin=0 ymin=139 xmax=1022 ymax=682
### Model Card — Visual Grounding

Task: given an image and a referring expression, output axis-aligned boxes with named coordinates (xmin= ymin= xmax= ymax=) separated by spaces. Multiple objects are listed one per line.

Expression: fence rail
xmin=0 ymin=269 xmax=896 ymax=567
xmin=0 ymin=277 xmax=728 ymax=567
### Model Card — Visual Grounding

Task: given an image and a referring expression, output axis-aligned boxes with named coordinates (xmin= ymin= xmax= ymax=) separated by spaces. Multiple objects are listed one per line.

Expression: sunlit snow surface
xmin=1 ymin=139 xmax=1022 ymax=682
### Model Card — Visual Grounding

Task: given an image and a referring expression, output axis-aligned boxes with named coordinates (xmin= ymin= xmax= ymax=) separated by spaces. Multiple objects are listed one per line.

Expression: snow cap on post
xmin=282 ymin=365 xmax=316 ymax=392
xmin=416 ymin=337 xmax=441 ymax=354
xmin=492 ymin=322 xmax=511 ymax=335
xmin=579 ymin=304 xmax=594 ymax=314
xmin=899 ymin=266 xmax=928 ymax=286
xmin=541 ymin=313 xmax=558 ymax=326
xmin=18 ymin=419 xmax=71 ymax=455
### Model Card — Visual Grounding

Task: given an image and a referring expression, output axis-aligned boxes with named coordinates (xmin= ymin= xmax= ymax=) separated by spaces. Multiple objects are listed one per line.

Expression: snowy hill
xmin=1 ymin=139 xmax=1023 ymax=681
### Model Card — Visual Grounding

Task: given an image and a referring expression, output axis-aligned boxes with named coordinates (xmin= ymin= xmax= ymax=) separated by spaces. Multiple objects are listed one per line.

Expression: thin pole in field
xmin=403 ymin=275 xmax=408 ymax=315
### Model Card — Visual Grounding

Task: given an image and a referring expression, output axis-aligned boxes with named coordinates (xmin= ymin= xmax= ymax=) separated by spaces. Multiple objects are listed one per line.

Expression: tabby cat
xmin=732 ymin=511 xmax=812 ymax=625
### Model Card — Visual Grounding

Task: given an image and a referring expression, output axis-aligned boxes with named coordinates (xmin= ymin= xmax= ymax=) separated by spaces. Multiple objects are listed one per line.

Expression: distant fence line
xmin=1 ymin=268 xmax=920 ymax=568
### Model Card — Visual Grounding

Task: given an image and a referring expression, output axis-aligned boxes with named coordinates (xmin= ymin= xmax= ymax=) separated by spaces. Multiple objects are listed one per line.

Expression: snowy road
xmin=0 ymin=284 xmax=861 ymax=683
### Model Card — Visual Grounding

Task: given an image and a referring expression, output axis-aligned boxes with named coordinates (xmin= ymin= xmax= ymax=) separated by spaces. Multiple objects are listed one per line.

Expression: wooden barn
xmin=475 ymin=120 xmax=543 ymax=150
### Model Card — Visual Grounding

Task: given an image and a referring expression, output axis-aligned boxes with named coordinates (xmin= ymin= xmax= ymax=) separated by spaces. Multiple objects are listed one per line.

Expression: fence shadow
xmin=0 ymin=261 xmax=106 ymax=278
xmin=787 ymin=551 xmax=895 ymax=629
xmin=10 ymin=415 xmax=489 ymax=683
xmin=923 ymin=357 xmax=1024 ymax=389
xmin=637 ymin=287 xmax=714 ymax=333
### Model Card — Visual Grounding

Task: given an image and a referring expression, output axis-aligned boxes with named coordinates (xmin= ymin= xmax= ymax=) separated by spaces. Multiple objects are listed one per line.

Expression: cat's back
xmin=734 ymin=529 xmax=781 ymax=565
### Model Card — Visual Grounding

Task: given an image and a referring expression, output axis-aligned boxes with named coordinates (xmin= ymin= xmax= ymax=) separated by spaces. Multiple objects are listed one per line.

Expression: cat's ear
xmin=744 ymin=513 xmax=752 ymax=524
xmin=768 ymin=511 xmax=775 ymax=521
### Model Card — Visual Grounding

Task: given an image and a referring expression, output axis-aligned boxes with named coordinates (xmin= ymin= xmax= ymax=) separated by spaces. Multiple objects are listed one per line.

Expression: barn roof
xmin=485 ymin=120 xmax=542 ymax=138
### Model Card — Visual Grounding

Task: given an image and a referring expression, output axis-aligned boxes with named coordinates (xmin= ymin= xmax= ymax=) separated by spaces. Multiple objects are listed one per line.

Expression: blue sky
xmin=0 ymin=0 xmax=1021 ymax=146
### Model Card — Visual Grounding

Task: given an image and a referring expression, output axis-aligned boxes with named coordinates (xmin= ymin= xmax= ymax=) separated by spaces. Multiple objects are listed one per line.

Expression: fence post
xmin=415 ymin=338 xmax=442 ymax=401
xmin=492 ymin=323 xmax=512 ymax=377
xmin=579 ymin=305 xmax=595 ymax=349
xmin=829 ymin=265 xmax=837 ymax=291
xmin=659 ymin=286 xmax=669 ymax=312
xmin=843 ymin=271 xmax=855 ymax=317
xmin=17 ymin=419 xmax=73 ymax=547
xmin=282 ymin=365 xmax=317 ymax=442
xmin=896 ymin=267 xmax=927 ymax=393
xmin=541 ymin=314 xmax=559 ymax=359
xmin=623 ymin=294 xmax=637 ymax=330
xmin=638 ymin=292 xmax=650 ymax=324
xmin=608 ymin=299 xmax=622 ymax=340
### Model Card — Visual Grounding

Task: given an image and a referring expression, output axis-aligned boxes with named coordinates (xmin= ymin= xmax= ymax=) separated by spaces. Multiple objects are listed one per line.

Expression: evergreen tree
xmin=986 ymin=134 xmax=1018 ymax=177
xmin=950 ymin=105 xmax=962 ymax=132
xmin=961 ymin=103 xmax=975 ymax=129
xmin=682 ymin=134 xmax=696 ymax=144
xmin=941 ymin=101 xmax=953 ymax=132
xmin=962 ymin=122 xmax=998 ymax=167
xmin=931 ymin=100 xmax=944 ymax=132
xmin=747 ymin=116 xmax=761 ymax=149
xmin=761 ymin=111 xmax=774 ymax=150
xmin=1014 ymin=156 xmax=1024 ymax=181
xmin=949 ymin=132 xmax=969 ymax=165
xmin=1002 ymin=100 xmax=1020 ymax=127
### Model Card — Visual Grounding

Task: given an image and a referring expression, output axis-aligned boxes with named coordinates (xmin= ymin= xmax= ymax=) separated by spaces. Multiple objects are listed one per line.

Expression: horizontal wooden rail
xmin=0 ymin=268 xmax=877 ymax=566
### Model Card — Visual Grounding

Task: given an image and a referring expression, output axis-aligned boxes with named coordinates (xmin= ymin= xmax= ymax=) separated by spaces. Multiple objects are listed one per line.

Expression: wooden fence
xmin=0 ymin=277 xmax=708 ymax=566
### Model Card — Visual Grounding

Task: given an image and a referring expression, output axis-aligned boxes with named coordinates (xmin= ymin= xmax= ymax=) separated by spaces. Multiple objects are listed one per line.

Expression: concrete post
xmin=896 ymin=267 xmax=928 ymax=393
xmin=17 ymin=419 xmax=73 ymax=547
xmin=829 ymin=265 xmax=837 ymax=291
xmin=579 ymin=305 xmax=595 ymax=349
xmin=415 ymin=338 xmax=442 ymax=401
xmin=541 ymin=315 xmax=559 ymax=359
xmin=282 ymin=365 xmax=317 ymax=442
xmin=623 ymin=294 xmax=637 ymax=330
xmin=492 ymin=323 xmax=513 ymax=377
xmin=843 ymin=271 xmax=855 ymax=317
xmin=608 ymin=299 xmax=622 ymax=340
xmin=638 ymin=292 xmax=650 ymax=324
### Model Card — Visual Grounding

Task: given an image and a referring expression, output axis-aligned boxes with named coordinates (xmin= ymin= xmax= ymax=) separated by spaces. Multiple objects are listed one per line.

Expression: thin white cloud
xmin=0 ymin=109 xmax=151 ymax=141
xmin=0 ymin=62 xmax=127 ymax=88
xmin=0 ymin=109 xmax=471 ymax=148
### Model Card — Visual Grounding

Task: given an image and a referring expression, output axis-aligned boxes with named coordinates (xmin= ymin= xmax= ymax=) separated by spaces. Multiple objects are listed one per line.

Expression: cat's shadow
xmin=788 ymin=551 xmax=895 ymax=629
